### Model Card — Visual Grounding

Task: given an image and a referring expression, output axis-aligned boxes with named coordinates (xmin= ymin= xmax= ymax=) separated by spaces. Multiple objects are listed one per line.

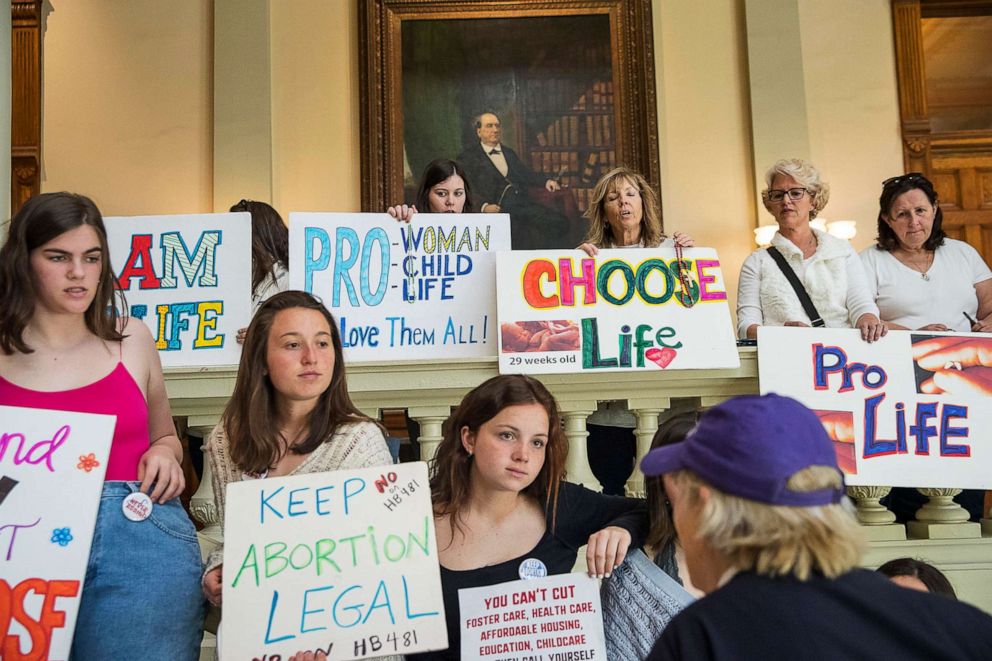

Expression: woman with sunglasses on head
xmin=737 ymin=158 xmax=886 ymax=342
xmin=409 ymin=374 xmax=648 ymax=661
xmin=860 ymin=172 xmax=992 ymax=333
xmin=860 ymin=173 xmax=992 ymax=526
xmin=0 ymin=192 xmax=203 ymax=659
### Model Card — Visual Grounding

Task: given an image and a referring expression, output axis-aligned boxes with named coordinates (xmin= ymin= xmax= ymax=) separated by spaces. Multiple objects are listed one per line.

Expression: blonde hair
xmin=671 ymin=466 xmax=864 ymax=580
xmin=582 ymin=167 xmax=663 ymax=248
xmin=761 ymin=158 xmax=830 ymax=220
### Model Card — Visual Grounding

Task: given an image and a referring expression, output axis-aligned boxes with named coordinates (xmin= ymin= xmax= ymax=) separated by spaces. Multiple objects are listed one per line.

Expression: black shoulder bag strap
xmin=766 ymin=246 xmax=825 ymax=327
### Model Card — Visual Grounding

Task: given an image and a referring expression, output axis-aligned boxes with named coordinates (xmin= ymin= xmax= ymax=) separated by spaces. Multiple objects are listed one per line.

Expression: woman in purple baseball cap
xmin=639 ymin=392 xmax=992 ymax=661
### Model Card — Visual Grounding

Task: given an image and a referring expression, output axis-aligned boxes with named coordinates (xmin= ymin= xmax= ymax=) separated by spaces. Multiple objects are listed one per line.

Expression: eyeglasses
xmin=882 ymin=172 xmax=926 ymax=188
xmin=765 ymin=188 xmax=808 ymax=203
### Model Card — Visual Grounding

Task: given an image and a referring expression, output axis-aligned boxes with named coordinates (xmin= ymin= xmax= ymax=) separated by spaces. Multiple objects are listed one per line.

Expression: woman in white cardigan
xmin=737 ymin=158 xmax=886 ymax=342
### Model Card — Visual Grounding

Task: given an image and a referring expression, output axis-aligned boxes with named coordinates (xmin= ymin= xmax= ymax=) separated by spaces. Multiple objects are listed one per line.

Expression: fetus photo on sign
xmin=813 ymin=409 xmax=857 ymax=475
xmin=911 ymin=334 xmax=992 ymax=397
xmin=501 ymin=320 xmax=580 ymax=353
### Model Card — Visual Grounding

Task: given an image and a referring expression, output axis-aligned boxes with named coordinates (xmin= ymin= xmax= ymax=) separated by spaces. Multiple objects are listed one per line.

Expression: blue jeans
xmin=70 ymin=482 xmax=205 ymax=660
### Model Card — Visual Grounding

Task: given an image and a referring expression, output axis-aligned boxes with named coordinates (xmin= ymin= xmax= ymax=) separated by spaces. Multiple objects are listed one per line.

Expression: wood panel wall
xmin=11 ymin=0 xmax=42 ymax=214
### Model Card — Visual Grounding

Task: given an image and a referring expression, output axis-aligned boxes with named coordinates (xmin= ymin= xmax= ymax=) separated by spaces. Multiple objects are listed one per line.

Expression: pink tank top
xmin=0 ymin=362 xmax=150 ymax=480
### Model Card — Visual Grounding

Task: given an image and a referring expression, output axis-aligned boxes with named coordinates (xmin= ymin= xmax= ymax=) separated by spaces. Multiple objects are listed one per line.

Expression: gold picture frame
xmin=359 ymin=0 xmax=662 ymax=245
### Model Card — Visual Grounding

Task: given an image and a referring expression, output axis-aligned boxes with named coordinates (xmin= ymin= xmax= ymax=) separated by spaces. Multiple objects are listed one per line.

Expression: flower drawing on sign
xmin=51 ymin=527 xmax=74 ymax=547
xmin=77 ymin=453 xmax=101 ymax=472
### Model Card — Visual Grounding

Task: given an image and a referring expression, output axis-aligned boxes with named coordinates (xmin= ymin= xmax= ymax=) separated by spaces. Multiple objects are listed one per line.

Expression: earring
xmin=467 ymin=450 xmax=474 ymax=458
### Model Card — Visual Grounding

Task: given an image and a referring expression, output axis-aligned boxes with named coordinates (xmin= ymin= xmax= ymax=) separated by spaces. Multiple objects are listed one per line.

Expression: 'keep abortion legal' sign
xmin=459 ymin=573 xmax=606 ymax=660
xmin=221 ymin=461 xmax=447 ymax=660
xmin=106 ymin=213 xmax=253 ymax=367
xmin=290 ymin=213 xmax=510 ymax=362
xmin=759 ymin=327 xmax=992 ymax=488
xmin=1 ymin=405 xmax=114 ymax=659
xmin=497 ymin=248 xmax=739 ymax=374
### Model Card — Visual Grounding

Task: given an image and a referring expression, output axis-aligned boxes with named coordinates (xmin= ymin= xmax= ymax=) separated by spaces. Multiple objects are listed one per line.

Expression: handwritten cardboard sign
xmin=221 ymin=461 xmax=447 ymax=660
xmin=459 ymin=573 xmax=606 ymax=660
xmin=758 ymin=327 xmax=992 ymax=488
xmin=496 ymin=248 xmax=739 ymax=374
xmin=1 ymin=405 xmax=114 ymax=660
xmin=105 ymin=212 xmax=253 ymax=367
xmin=289 ymin=212 xmax=510 ymax=362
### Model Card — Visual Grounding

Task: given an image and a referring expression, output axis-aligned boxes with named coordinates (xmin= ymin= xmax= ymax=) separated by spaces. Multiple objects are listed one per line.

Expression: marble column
xmin=907 ymin=488 xmax=981 ymax=539
xmin=845 ymin=486 xmax=905 ymax=541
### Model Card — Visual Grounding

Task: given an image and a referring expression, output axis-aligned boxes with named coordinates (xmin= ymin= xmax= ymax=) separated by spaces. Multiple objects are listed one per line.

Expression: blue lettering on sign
xmin=332 ymin=228 xmax=360 ymax=306
xmin=359 ymin=228 xmax=389 ymax=306
xmin=305 ymin=227 xmax=331 ymax=294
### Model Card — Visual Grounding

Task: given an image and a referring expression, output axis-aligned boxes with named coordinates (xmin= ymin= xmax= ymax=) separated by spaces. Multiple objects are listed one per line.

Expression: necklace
xmin=898 ymin=250 xmax=934 ymax=281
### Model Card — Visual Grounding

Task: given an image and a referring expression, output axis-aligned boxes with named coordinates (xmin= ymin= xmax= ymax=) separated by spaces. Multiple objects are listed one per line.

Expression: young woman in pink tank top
xmin=0 ymin=192 xmax=203 ymax=659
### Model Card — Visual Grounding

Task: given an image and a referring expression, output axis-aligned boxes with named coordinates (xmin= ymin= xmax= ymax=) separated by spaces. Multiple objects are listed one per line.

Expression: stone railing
xmin=167 ymin=347 xmax=992 ymax=613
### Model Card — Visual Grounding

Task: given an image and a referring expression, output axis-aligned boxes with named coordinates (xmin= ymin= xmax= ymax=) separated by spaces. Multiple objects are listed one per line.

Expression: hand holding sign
xmin=204 ymin=565 xmax=223 ymax=606
xmin=912 ymin=336 xmax=992 ymax=396
xmin=288 ymin=650 xmax=328 ymax=661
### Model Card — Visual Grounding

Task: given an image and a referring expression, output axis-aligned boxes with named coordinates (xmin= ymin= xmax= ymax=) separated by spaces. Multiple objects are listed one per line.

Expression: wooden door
xmin=892 ymin=1 xmax=992 ymax=260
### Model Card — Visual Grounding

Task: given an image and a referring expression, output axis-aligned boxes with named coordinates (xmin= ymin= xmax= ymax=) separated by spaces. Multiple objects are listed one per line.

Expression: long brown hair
xmin=430 ymin=375 xmax=568 ymax=535
xmin=645 ymin=411 xmax=699 ymax=552
xmin=223 ymin=290 xmax=374 ymax=473
xmin=414 ymin=159 xmax=476 ymax=213
xmin=582 ymin=167 xmax=664 ymax=248
xmin=229 ymin=199 xmax=289 ymax=298
xmin=0 ymin=192 xmax=125 ymax=355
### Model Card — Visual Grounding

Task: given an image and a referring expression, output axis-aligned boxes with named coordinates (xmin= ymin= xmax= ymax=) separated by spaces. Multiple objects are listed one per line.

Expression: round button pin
xmin=518 ymin=558 xmax=547 ymax=580
xmin=122 ymin=492 xmax=153 ymax=522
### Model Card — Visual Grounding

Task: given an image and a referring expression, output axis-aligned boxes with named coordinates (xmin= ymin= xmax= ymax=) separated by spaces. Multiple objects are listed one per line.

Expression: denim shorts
xmin=70 ymin=482 xmax=205 ymax=660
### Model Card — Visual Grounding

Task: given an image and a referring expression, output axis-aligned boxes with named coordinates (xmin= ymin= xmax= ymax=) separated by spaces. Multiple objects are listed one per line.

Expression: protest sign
xmin=459 ymin=573 xmax=606 ymax=660
xmin=758 ymin=327 xmax=992 ymax=488
xmin=106 ymin=212 xmax=252 ymax=367
xmin=1 ymin=405 xmax=114 ymax=659
xmin=289 ymin=212 xmax=510 ymax=362
xmin=221 ymin=461 xmax=447 ymax=660
xmin=496 ymin=248 xmax=739 ymax=374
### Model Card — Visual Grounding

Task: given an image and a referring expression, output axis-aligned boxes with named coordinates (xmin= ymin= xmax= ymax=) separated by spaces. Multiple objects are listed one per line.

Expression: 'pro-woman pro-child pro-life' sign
xmin=758 ymin=327 xmax=992 ymax=488
xmin=221 ymin=461 xmax=447 ymax=660
xmin=106 ymin=213 xmax=252 ymax=367
xmin=496 ymin=248 xmax=739 ymax=374
xmin=290 ymin=213 xmax=511 ymax=362
xmin=1 ymin=405 xmax=114 ymax=660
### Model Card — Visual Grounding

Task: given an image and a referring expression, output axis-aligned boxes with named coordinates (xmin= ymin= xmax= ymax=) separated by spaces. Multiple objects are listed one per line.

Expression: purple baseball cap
xmin=640 ymin=393 xmax=845 ymax=507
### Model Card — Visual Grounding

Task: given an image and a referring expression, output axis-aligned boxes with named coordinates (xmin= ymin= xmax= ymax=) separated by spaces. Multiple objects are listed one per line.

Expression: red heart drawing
xmin=645 ymin=347 xmax=677 ymax=368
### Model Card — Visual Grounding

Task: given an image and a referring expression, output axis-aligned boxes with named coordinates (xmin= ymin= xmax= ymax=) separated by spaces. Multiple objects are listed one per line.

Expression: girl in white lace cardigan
xmin=200 ymin=291 xmax=393 ymax=619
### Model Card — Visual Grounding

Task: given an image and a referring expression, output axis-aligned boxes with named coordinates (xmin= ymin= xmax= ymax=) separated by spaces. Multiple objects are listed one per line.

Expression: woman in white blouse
xmin=737 ymin=158 xmax=885 ymax=342
xmin=860 ymin=172 xmax=992 ymax=332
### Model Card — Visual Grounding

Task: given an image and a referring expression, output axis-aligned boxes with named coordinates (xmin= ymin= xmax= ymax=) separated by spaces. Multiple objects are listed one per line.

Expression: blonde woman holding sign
xmin=0 ymin=192 xmax=203 ymax=659
xmin=411 ymin=374 xmax=648 ymax=661
xmin=577 ymin=166 xmax=695 ymax=496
